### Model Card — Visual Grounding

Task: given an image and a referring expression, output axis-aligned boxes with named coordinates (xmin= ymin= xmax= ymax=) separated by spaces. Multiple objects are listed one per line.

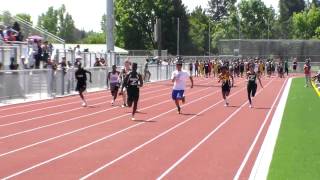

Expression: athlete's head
xmin=124 ymin=59 xmax=131 ymax=70
xmin=221 ymin=66 xmax=227 ymax=74
xmin=112 ymin=65 xmax=117 ymax=71
xmin=132 ymin=63 xmax=138 ymax=72
xmin=76 ymin=61 xmax=82 ymax=69
xmin=176 ymin=61 xmax=183 ymax=71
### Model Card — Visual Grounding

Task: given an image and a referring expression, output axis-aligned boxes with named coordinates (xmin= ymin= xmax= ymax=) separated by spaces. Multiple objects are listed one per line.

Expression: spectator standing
xmin=304 ymin=59 xmax=312 ymax=87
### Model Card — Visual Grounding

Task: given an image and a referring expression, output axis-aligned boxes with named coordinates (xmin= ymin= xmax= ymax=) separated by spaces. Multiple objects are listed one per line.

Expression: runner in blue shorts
xmin=171 ymin=60 xmax=194 ymax=114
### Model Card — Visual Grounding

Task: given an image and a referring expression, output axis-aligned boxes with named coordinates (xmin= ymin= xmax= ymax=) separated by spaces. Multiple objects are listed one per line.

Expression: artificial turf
xmin=268 ymin=78 xmax=320 ymax=180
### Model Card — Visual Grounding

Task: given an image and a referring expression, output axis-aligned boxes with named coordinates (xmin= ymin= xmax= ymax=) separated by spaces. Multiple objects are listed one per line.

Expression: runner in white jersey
xmin=107 ymin=65 xmax=120 ymax=106
xmin=171 ymin=60 xmax=193 ymax=114
xmin=119 ymin=59 xmax=131 ymax=107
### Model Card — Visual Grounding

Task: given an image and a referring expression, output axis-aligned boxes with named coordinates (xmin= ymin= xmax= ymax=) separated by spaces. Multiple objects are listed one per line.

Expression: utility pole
xmin=177 ymin=17 xmax=180 ymax=56
xmin=106 ymin=0 xmax=114 ymax=65
xmin=208 ymin=22 xmax=211 ymax=56
xmin=156 ymin=18 xmax=162 ymax=58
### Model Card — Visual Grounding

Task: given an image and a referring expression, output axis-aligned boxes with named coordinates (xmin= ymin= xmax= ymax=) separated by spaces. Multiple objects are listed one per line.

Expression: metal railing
xmin=0 ymin=64 xmax=185 ymax=105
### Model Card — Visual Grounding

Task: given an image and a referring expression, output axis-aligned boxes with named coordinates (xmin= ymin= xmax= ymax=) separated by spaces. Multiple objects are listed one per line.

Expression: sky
xmin=0 ymin=0 xmax=279 ymax=32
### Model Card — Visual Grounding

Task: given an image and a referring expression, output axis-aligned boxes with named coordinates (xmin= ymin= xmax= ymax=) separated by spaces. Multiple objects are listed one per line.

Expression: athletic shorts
xmin=293 ymin=65 xmax=297 ymax=70
xmin=222 ymin=83 xmax=231 ymax=93
xmin=247 ymin=83 xmax=257 ymax=97
xmin=172 ymin=90 xmax=185 ymax=100
xmin=76 ymin=82 xmax=86 ymax=92
xmin=110 ymin=83 xmax=119 ymax=92
xmin=127 ymin=87 xmax=140 ymax=103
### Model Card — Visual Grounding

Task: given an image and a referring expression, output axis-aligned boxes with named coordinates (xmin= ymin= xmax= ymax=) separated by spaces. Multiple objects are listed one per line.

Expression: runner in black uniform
xmin=75 ymin=62 xmax=92 ymax=107
xmin=247 ymin=65 xmax=263 ymax=108
xmin=120 ymin=63 xmax=143 ymax=120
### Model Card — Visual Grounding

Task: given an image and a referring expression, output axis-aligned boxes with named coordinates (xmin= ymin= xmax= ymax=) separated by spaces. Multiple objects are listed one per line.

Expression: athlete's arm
xmin=230 ymin=74 xmax=234 ymax=87
xmin=85 ymin=70 xmax=92 ymax=83
xmin=106 ymin=72 xmax=110 ymax=89
xmin=218 ymin=73 xmax=222 ymax=83
xmin=138 ymin=74 xmax=144 ymax=87
xmin=120 ymin=74 xmax=128 ymax=94
xmin=257 ymin=73 xmax=263 ymax=88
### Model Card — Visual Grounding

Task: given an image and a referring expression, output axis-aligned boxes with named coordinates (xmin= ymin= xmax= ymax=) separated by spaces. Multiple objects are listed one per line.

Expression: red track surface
xmin=0 ymin=76 xmax=286 ymax=179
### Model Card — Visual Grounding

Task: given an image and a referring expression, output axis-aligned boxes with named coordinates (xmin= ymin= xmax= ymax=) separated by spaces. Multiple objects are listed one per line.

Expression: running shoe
xmin=224 ymin=102 xmax=229 ymax=107
xmin=177 ymin=107 xmax=181 ymax=114
xmin=111 ymin=100 xmax=114 ymax=106
xmin=131 ymin=117 xmax=135 ymax=121
xmin=82 ymin=102 xmax=87 ymax=107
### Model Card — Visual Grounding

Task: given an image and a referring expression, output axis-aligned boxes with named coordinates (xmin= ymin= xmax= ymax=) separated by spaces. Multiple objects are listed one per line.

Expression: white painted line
xmin=1 ymin=80 xmax=228 ymax=179
xmin=80 ymin=82 xmax=251 ymax=180
xmin=247 ymin=78 xmax=292 ymax=180
xmin=0 ymin=91 xmax=105 ymax=112
xmin=0 ymin=80 xmax=220 ymax=157
xmin=0 ymin=82 xmax=192 ymax=139
xmin=233 ymin=78 xmax=289 ymax=180
xmin=0 ymin=79 xmax=166 ymax=112
xmin=0 ymin=81 xmax=175 ymax=119
xmin=0 ymin=83 xmax=179 ymax=127
xmin=157 ymin=80 xmax=274 ymax=180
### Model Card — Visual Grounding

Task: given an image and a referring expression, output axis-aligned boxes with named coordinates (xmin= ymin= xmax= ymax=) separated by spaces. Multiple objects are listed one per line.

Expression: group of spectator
xmin=0 ymin=21 xmax=23 ymax=42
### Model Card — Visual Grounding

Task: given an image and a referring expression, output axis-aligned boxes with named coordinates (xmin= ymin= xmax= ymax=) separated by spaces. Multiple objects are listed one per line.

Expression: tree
xmin=15 ymin=13 xmax=32 ymax=24
xmin=278 ymin=0 xmax=305 ymax=38
xmin=208 ymin=0 xmax=237 ymax=21
xmin=188 ymin=6 xmax=210 ymax=54
xmin=37 ymin=5 xmax=76 ymax=43
xmin=57 ymin=5 xmax=76 ymax=42
xmin=280 ymin=0 xmax=305 ymax=22
xmin=101 ymin=14 xmax=106 ymax=33
xmin=292 ymin=4 xmax=320 ymax=39
xmin=238 ymin=0 xmax=276 ymax=39
xmin=37 ymin=7 xmax=59 ymax=35
xmin=82 ymin=32 xmax=105 ymax=44
xmin=114 ymin=0 xmax=190 ymax=54
xmin=312 ymin=0 xmax=320 ymax=7
xmin=1 ymin=11 xmax=13 ymax=26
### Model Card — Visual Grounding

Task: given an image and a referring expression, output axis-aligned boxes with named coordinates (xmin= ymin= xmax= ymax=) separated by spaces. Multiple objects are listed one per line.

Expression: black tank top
xmin=127 ymin=72 xmax=140 ymax=88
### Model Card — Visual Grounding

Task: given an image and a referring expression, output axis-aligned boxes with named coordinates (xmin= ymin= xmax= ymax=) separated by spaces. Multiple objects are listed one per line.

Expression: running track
xmin=0 ymin=76 xmax=287 ymax=179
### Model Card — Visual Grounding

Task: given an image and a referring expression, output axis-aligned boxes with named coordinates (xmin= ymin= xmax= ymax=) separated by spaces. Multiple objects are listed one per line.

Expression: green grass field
xmin=268 ymin=78 xmax=320 ymax=180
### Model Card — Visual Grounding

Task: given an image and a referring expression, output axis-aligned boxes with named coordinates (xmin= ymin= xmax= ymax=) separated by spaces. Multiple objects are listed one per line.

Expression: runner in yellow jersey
xmin=218 ymin=66 xmax=234 ymax=107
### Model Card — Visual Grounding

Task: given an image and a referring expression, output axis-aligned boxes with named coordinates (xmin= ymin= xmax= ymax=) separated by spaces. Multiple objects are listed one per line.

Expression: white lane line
xmin=156 ymin=79 xmax=275 ymax=180
xmin=233 ymin=78 xmax=288 ymax=180
xmin=0 ymin=82 xmax=181 ymax=127
xmin=0 ymin=82 xmax=191 ymax=139
xmin=0 ymin=91 xmax=106 ymax=112
xmin=80 ymin=82 xmax=250 ymax=180
xmin=0 ymin=80 xmax=219 ymax=157
xmin=1 ymin=80 xmax=226 ymax=180
xmin=248 ymin=78 xmax=292 ymax=180
xmin=0 ymin=82 xmax=174 ymax=119
xmin=0 ymin=80 xmax=169 ymax=112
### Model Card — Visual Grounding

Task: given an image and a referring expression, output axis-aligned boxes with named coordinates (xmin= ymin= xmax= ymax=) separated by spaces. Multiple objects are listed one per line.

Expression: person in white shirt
xmin=171 ymin=60 xmax=193 ymax=114
xmin=107 ymin=65 xmax=120 ymax=106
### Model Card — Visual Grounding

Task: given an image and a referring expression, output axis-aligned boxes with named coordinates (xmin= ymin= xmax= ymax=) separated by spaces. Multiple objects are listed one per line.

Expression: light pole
xmin=208 ymin=22 xmax=211 ymax=56
xmin=238 ymin=11 xmax=241 ymax=56
xmin=106 ymin=0 xmax=114 ymax=66
xmin=177 ymin=17 xmax=180 ymax=56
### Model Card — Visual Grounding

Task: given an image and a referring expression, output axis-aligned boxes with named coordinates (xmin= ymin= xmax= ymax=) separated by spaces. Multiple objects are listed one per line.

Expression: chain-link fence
xmin=218 ymin=39 xmax=320 ymax=62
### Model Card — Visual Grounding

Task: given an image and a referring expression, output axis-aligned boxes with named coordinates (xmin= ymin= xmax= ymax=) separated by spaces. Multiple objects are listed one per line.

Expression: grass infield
xmin=268 ymin=78 xmax=320 ymax=180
